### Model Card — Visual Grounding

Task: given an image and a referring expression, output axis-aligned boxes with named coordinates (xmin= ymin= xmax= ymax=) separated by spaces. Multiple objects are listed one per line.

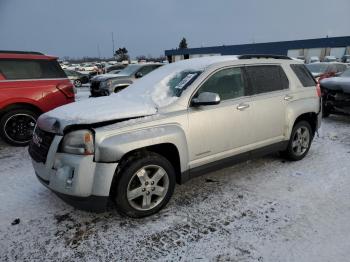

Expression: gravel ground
xmin=1 ymin=90 xmax=350 ymax=261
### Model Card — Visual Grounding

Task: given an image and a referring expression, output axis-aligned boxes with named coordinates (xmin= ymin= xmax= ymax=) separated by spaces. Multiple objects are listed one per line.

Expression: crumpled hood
xmin=38 ymin=93 xmax=157 ymax=134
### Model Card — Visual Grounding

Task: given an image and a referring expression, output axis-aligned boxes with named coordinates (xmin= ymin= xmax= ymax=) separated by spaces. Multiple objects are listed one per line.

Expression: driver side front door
xmin=187 ymin=66 xmax=253 ymax=169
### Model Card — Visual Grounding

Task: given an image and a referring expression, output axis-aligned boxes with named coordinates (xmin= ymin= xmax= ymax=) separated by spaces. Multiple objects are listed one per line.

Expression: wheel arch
xmin=290 ymin=112 xmax=318 ymax=138
xmin=0 ymin=102 xmax=43 ymax=118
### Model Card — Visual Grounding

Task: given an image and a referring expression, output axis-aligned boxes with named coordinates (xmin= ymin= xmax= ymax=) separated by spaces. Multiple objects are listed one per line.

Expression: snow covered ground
xmin=1 ymin=89 xmax=350 ymax=261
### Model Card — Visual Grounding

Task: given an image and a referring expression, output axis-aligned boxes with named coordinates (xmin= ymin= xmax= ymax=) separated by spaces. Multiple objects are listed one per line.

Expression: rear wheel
xmin=282 ymin=121 xmax=313 ymax=161
xmin=0 ymin=109 xmax=38 ymax=146
xmin=113 ymin=152 xmax=176 ymax=218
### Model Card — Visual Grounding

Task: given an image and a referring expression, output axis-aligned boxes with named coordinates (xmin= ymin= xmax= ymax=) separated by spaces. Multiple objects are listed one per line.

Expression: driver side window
xmin=196 ymin=67 xmax=245 ymax=101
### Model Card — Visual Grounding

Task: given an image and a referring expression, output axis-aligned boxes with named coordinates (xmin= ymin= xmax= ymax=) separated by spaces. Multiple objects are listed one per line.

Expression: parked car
xmin=341 ymin=55 xmax=350 ymax=63
xmin=0 ymin=51 xmax=75 ymax=146
xmin=81 ymin=63 xmax=97 ymax=72
xmin=309 ymin=56 xmax=320 ymax=63
xmin=90 ymin=63 xmax=163 ymax=97
xmin=108 ymin=69 xmax=122 ymax=75
xmin=323 ymin=56 xmax=337 ymax=62
xmin=305 ymin=62 xmax=347 ymax=81
xmin=105 ymin=64 xmax=126 ymax=73
xmin=29 ymin=55 xmax=321 ymax=217
xmin=64 ymin=69 xmax=89 ymax=87
xmin=320 ymin=68 xmax=350 ymax=117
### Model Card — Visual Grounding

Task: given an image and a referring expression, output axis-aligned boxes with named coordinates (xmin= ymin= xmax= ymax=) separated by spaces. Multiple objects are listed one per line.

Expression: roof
xmin=0 ymin=50 xmax=57 ymax=60
xmin=165 ymin=36 xmax=350 ymax=56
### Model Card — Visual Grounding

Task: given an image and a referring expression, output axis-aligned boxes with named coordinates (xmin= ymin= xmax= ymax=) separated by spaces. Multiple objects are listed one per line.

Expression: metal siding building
xmin=165 ymin=36 xmax=350 ymax=62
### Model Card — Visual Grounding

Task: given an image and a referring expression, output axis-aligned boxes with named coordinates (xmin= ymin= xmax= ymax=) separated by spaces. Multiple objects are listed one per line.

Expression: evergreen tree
xmin=179 ymin=37 xmax=188 ymax=49
xmin=114 ymin=47 xmax=129 ymax=62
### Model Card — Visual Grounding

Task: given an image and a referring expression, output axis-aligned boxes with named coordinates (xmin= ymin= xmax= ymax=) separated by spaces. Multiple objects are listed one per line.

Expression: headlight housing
xmin=60 ymin=130 xmax=94 ymax=155
xmin=106 ymin=80 xmax=113 ymax=90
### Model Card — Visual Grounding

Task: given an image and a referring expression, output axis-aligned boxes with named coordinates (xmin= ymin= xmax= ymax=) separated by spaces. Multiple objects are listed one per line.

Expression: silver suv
xmin=29 ymin=55 xmax=322 ymax=218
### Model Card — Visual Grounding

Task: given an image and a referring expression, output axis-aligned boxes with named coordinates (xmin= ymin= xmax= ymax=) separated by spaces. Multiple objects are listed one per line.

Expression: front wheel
xmin=114 ymin=152 xmax=176 ymax=218
xmin=0 ymin=109 xmax=38 ymax=146
xmin=282 ymin=121 xmax=313 ymax=161
xmin=74 ymin=79 xmax=82 ymax=87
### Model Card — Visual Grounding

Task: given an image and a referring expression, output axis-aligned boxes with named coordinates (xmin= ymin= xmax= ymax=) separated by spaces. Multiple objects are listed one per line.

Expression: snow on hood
xmin=39 ymin=56 xmax=238 ymax=132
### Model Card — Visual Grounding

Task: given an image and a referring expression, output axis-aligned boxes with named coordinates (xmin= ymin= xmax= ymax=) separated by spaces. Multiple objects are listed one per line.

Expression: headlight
xmin=106 ymin=80 xmax=112 ymax=89
xmin=61 ymin=130 xmax=94 ymax=155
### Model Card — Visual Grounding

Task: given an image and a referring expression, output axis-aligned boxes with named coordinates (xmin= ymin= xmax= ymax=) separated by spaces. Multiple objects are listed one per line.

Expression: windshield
xmin=306 ymin=64 xmax=329 ymax=74
xmin=109 ymin=56 xmax=238 ymax=108
xmin=341 ymin=68 xmax=350 ymax=77
xmin=167 ymin=70 xmax=202 ymax=97
xmin=117 ymin=64 xmax=142 ymax=76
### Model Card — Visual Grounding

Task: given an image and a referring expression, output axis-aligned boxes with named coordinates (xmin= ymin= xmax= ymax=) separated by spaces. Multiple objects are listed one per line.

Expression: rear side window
xmin=0 ymin=59 xmax=66 ymax=80
xmin=290 ymin=64 xmax=316 ymax=87
xmin=245 ymin=65 xmax=289 ymax=95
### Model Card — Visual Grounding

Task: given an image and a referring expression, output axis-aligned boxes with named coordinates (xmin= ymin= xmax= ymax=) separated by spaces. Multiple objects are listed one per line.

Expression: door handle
xmin=284 ymin=95 xmax=293 ymax=101
xmin=237 ymin=103 xmax=250 ymax=111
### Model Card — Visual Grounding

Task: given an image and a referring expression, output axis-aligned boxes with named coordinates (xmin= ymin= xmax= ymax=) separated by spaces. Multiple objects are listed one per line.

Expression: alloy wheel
xmin=291 ymin=126 xmax=310 ymax=156
xmin=3 ymin=113 xmax=36 ymax=144
xmin=127 ymin=165 xmax=169 ymax=211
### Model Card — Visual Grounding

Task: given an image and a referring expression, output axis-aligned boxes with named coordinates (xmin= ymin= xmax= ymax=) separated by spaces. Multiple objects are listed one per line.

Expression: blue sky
xmin=1 ymin=0 xmax=349 ymax=58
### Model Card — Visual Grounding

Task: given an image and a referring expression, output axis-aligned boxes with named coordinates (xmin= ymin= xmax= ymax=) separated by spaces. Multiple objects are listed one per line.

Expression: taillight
xmin=56 ymin=83 xmax=75 ymax=99
xmin=0 ymin=73 xmax=5 ymax=80
xmin=316 ymin=83 xmax=322 ymax=97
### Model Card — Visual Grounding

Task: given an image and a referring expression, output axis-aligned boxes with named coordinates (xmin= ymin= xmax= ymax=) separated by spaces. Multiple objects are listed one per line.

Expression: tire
xmin=74 ymin=79 xmax=82 ymax=87
xmin=0 ymin=108 xmax=38 ymax=146
xmin=322 ymin=106 xmax=331 ymax=118
xmin=113 ymin=152 xmax=176 ymax=218
xmin=282 ymin=121 xmax=313 ymax=161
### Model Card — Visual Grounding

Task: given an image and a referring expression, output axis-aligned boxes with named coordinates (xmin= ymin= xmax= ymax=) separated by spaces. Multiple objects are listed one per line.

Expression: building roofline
xmin=165 ymin=35 xmax=350 ymax=56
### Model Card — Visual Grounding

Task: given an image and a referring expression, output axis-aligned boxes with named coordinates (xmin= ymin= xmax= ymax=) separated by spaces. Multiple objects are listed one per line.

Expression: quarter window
xmin=290 ymin=64 xmax=316 ymax=87
xmin=196 ymin=67 xmax=245 ymax=101
xmin=245 ymin=65 xmax=289 ymax=95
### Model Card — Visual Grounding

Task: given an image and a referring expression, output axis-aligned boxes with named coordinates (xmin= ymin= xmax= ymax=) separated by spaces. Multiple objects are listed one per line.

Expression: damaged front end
xmin=321 ymin=86 xmax=350 ymax=116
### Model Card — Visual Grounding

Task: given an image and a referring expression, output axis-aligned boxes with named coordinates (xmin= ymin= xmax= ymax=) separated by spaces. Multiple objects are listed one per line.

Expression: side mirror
xmin=191 ymin=92 xmax=221 ymax=106
xmin=135 ymin=72 xmax=143 ymax=78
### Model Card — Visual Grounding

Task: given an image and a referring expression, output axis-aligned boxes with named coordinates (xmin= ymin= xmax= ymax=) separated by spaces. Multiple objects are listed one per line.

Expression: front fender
xmin=95 ymin=124 xmax=189 ymax=172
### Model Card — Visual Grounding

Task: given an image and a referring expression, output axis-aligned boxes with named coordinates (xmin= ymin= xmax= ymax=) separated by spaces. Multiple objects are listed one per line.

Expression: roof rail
xmin=238 ymin=54 xmax=292 ymax=60
xmin=0 ymin=50 xmax=44 ymax=55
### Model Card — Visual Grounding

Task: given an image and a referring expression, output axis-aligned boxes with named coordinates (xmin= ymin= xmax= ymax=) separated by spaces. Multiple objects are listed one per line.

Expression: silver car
xmin=90 ymin=63 xmax=162 ymax=97
xmin=29 ymin=55 xmax=322 ymax=218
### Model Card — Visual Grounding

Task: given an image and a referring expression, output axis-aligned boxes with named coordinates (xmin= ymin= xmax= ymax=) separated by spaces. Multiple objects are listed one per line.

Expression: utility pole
xmin=111 ymin=32 xmax=115 ymax=57
xmin=97 ymin=44 xmax=101 ymax=59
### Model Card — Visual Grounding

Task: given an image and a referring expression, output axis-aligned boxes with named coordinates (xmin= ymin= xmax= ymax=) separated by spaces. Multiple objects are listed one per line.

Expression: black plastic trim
xmin=181 ymin=141 xmax=289 ymax=183
xmin=238 ymin=54 xmax=291 ymax=60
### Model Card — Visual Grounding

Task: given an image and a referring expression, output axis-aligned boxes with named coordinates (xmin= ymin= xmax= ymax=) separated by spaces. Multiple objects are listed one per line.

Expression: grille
xmin=90 ymin=81 xmax=100 ymax=90
xmin=28 ymin=127 xmax=55 ymax=164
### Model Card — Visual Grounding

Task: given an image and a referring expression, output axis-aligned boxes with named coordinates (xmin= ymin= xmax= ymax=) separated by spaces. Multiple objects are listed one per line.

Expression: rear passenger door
xmin=244 ymin=65 xmax=290 ymax=145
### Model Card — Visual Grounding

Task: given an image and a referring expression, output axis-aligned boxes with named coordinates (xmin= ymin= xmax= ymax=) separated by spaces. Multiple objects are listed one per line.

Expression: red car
xmin=0 ymin=51 xmax=75 ymax=146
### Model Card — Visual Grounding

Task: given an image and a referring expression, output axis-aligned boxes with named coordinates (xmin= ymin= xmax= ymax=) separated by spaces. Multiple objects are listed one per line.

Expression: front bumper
xmin=90 ymin=81 xmax=110 ymax=97
xmin=31 ymin=136 xmax=118 ymax=211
